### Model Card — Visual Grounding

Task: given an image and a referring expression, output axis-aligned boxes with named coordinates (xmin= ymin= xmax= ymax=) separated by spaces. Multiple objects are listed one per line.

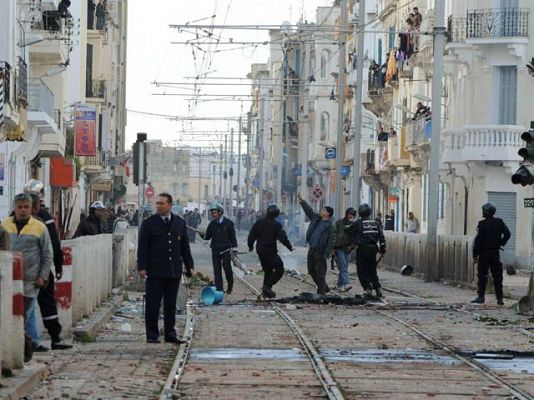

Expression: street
xmin=4 ymin=238 xmax=531 ymax=400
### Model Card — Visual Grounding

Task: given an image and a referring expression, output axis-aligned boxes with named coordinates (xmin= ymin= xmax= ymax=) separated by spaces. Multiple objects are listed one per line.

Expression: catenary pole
xmin=425 ymin=0 xmax=446 ymax=282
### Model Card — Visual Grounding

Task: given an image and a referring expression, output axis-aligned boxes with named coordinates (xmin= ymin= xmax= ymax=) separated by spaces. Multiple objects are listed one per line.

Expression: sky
xmin=125 ymin=0 xmax=333 ymax=152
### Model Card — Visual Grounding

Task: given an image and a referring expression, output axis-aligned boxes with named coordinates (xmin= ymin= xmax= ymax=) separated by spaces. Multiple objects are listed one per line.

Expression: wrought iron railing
xmin=86 ymin=79 xmax=106 ymax=99
xmin=27 ymin=78 xmax=54 ymax=118
xmin=448 ymin=8 xmax=528 ymax=42
xmin=17 ymin=57 xmax=27 ymax=105
xmin=466 ymin=8 xmax=528 ymax=39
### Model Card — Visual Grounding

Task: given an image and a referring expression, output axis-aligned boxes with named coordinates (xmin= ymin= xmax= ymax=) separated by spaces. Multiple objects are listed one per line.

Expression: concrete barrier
xmin=0 ymin=251 xmax=25 ymax=372
xmin=383 ymin=232 xmax=475 ymax=285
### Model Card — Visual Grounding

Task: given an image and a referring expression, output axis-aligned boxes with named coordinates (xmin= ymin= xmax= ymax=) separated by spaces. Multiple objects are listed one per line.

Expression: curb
xmin=0 ymin=364 xmax=46 ymax=400
xmin=73 ymin=294 xmax=124 ymax=342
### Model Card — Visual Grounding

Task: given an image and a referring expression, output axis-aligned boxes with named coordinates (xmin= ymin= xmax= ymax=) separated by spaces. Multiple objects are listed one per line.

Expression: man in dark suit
xmin=138 ymin=193 xmax=194 ymax=344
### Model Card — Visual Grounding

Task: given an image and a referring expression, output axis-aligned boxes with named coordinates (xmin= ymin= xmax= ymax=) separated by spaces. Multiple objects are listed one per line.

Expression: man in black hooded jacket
xmin=248 ymin=204 xmax=293 ymax=298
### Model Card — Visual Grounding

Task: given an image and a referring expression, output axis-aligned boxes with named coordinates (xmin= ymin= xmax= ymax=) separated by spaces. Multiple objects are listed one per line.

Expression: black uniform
xmin=137 ymin=214 xmax=194 ymax=341
xmin=203 ymin=216 xmax=237 ymax=292
xmin=36 ymin=208 xmax=64 ymax=343
xmin=351 ymin=218 xmax=386 ymax=291
xmin=473 ymin=216 xmax=511 ymax=300
xmin=248 ymin=216 xmax=293 ymax=290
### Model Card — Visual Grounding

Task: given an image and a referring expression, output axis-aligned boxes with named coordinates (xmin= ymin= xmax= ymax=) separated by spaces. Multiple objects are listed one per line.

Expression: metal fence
xmin=382 ymin=232 xmax=475 ymax=286
xmin=86 ymin=79 xmax=106 ymax=99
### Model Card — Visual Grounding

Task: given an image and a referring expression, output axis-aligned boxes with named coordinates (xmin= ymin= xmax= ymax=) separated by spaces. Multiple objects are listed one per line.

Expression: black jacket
xmin=334 ymin=218 xmax=354 ymax=250
xmin=384 ymin=214 xmax=394 ymax=231
xmin=137 ymin=214 xmax=194 ymax=278
xmin=73 ymin=214 xmax=100 ymax=237
xmin=37 ymin=208 xmax=63 ymax=274
xmin=300 ymin=200 xmax=336 ymax=259
xmin=473 ymin=217 xmax=511 ymax=257
xmin=350 ymin=217 xmax=386 ymax=252
xmin=248 ymin=216 xmax=292 ymax=252
xmin=203 ymin=216 xmax=238 ymax=253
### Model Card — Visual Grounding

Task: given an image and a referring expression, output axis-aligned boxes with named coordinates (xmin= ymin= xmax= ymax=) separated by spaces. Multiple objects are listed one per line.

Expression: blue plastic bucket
xmin=201 ymin=286 xmax=224 ymax=305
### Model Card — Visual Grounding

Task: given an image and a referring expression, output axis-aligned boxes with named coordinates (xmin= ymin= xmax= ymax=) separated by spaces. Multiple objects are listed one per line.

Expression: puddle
xmin=190 ymin=348 xmax=306 ymax=361
xmin=476 ymin=357 xmax=534 ymax=374
xmin=322 ymin=348 xmax=460 ymax=365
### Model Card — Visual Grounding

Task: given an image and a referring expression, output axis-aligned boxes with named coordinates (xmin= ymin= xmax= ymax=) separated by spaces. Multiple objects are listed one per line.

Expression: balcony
xmin=17 ymin=58 xmax=28 ymax=106
xmin=80 ymin=150 xmax=105 ymax=173
xmin=365 ymin=70 xmax=393 ymax=116
xmin=29 ymin=13 xmax=73 ymax=64
xmin=406 ymin=118 xmax=431 ymax=148
xmin=27 ymin=79 xmax=65 ymax=157
xmin=86 ymin=79 xmax=106 ymax=100
xmin=442 ymin=125 xmax=523 ymax=164
xmin=448 ymin=8 xmax=528 ymax=45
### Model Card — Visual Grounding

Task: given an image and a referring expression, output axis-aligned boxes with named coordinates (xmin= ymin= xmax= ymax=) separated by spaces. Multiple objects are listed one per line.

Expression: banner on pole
xmin=74 ymin=104 xmax=97 ymax=156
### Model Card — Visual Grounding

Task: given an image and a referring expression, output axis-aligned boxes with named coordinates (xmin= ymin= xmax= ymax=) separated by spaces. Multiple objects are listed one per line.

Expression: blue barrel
xmin=201 ymin=286 xmax=224 ymax=305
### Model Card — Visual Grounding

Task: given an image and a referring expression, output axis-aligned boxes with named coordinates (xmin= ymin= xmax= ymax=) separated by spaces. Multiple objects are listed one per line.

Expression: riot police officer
xmin=200 ymin=203 xmax=237 ymax=294
xmin=472 ymin=203 xmax=511 ymax=305
xmin=351 ymin=204 xmax=386 ymax=298
xmin=247 ymin=204 xmax=294 ymax=298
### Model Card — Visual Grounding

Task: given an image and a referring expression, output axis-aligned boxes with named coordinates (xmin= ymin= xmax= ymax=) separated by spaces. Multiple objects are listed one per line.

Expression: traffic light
xmin=512 ymin=127 xmax=534 ymax=186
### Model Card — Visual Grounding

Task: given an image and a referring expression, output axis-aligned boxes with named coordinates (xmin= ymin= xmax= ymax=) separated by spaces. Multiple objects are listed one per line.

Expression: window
xmin=320 ymin=49 xmax=330 ymax=78
xmin=498 ymin=66 xmax=517 ymax=125
xmin=320 ymin=112 xmax=329 ymax=140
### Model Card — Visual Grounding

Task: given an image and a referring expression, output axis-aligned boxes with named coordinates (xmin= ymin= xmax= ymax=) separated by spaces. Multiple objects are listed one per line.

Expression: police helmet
xmin=90 ymin=201 xmax=105 ymax=209
xmin=358 ymin=203 xmax=372 ymax=218
xmin=345 ymin=207 xmax=356 ymax=218
xmin=209 ymin=203 xmax=224 ymax=214
xmin=23 ymin=179 xmax=45 ymax=195
xmin=482 ymin=203 xmax=496 ymax=218
xmin=266 ymin=204 xmax=280 ymax=218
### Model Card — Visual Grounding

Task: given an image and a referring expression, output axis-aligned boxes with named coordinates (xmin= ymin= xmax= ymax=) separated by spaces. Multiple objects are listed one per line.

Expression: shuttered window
xmin=498 ymin=66 xmax=517 ymax=125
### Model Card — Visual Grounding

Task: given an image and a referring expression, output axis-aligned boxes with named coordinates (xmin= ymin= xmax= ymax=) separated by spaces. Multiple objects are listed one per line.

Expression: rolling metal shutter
xmin=488 ymin=191 xmax=516 ymax=265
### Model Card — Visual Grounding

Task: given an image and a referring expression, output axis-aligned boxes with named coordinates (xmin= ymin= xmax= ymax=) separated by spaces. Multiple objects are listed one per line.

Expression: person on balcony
xmin=413 ymin=7 xmax=423 ymax=30
xmin=87 ymin=0 xmax=96 ymax=29
xmin=412 ymin=102 xmax=431 ymax=121
xmin=96 ymin=0 xmax=106 ymax=30
xmin=377 ymin=126 xmax=388 ymax=142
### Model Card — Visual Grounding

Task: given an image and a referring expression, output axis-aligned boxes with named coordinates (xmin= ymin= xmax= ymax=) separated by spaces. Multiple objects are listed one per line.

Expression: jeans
xmin=335 ymin=250 xmax=349 ymax=287
xmin=26 ymin=295 xmax=41 ymax=346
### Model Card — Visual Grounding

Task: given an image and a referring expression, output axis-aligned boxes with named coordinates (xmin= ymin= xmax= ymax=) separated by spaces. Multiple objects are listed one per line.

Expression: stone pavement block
xmin=0 ymin=364 xmax=46 ymax=400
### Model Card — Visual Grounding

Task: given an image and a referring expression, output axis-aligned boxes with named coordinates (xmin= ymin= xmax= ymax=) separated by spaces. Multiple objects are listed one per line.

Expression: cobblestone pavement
xmin=23 ymin=237 xmax=534 ymax=399
xmin=27 ymin=293 xmax=182 ymax=400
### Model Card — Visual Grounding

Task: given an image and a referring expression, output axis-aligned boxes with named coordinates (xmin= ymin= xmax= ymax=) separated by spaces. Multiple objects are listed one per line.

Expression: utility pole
xmin=299 ymin=23 xmax=311 ymax=241
xmin=258 ymin=98 xmax=265 ymax=211
xmin=135 ymin=132 xmax=147 ymax=227
xmin=237 ymin=117 xmax=242 ymax=211
xmin=245 ymin=116 xmax=251 ymax=219
xmin=229 ymin=127 xmax=234 ymax=218
xmin=334 ymin=0 xmax=348 ymax=218
xmin=351 ymin=0 xmax=365 ymax=209
xmin=425 ymin=0 xmax=446 ymax=282
xmin=219 ymin=144 xmax=223 ymax=202
xmin=276 ymin=38 xmax=288 ymax=206
xmin=224 ymin=136 xmax=228 ymax=210
xmin=198 ymin=147 xmax=202 ymax=211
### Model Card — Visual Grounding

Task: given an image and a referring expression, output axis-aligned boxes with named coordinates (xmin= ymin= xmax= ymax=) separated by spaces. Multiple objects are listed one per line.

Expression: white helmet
xmin=23 ymin=179 xmax=45 ymax=195
xmin=90 ymin=201 xmax=105 ymax=209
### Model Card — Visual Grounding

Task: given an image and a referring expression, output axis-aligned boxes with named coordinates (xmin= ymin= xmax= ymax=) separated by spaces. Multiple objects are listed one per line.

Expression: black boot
xmin=471 ymin=296 xmax=485 ymax=304
xmin=262 ymin=286 xmax=276 ymax=299
xmin=496 ymin=297 xmax=504 ymax=306
xmin=375 ymin=288 xmax=383 ymax=298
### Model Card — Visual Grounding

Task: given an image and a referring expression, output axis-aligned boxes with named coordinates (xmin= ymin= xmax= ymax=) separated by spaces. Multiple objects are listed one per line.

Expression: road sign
xmin=145 ymin=186 xmax=154 ymax=199
xmin=340 ymin=165 xmax=350 ymax=177
xmin=325 ymin=147 xmax=336 ymax=160
xmin=264 ymin=191 xmax=273 ymax=201
xmin=524 ymin=198 xmax=534 ymax=207
xmin=311 ymin=185 xmax=324 ymax=201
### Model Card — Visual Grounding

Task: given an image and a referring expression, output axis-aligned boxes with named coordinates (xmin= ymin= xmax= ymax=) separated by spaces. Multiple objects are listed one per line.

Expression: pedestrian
xmin=200 ymin=203 xmax=237 ymax=294
xmin=2 ymin=193 xmax=53 ymax=362
xmin=0 ymin=223 xmax=8 ymax=249
xmin=351 ymin=203 xmax=386 ymax=299
xmin=413 ymin=7 xmax=423 ymax=30
xmin=471 ymin=203 xmax=511 ymax=305
xmin=189 ymin=208 xmax=202 ymax=243
xmin=25 ymin=185 xmax=72 ymax=351
xmin=384 ymin=209 xmax=395 ymax=231
xmin=375 ymin=212 xmax=383 ymax=229
xmin=73 ymin=201 xmax=105 ymax=237
xmin=334 ymin=208 xmax=356 ymax=292
xmin=96 ymin=0 xmax=106 ymax=30
xmin=248 ymin=204 xmax=294 ymax=298
xmin=296 ymin=192 xmax=336 ymax=295
xmin=406 ymin=211 xmax=419 ymax=233
xmin=137 ymin=193 xmax=194 ymax=344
